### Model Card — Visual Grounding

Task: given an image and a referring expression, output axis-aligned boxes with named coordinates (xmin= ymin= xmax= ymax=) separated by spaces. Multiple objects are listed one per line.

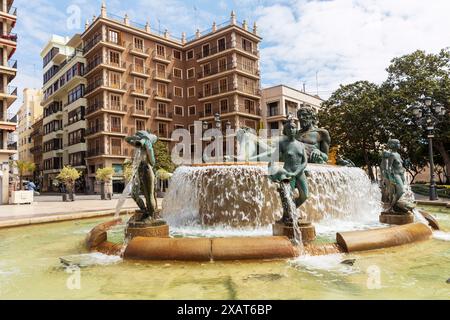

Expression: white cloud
xmin=256 ymin=0 xmax=450 ymax=97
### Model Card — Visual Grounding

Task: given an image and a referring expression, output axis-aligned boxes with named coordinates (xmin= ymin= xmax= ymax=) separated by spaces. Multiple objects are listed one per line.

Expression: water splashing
xmin=161 ymin=164 xmax=382 ymax=229
xmin=114 ymin=149 xmax=143 ymax=219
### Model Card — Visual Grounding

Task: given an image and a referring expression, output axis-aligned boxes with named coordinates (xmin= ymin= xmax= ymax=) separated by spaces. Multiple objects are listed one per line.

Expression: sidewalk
xmin=0 ymin=197 xmax=164 ymax=228
xmin=414 ymin=193 xmax=450 ymax=207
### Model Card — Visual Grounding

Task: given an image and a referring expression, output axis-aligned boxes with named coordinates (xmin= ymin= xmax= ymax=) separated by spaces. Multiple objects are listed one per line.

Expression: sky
xmin=10 ymin=0 xmax=450 ymax=114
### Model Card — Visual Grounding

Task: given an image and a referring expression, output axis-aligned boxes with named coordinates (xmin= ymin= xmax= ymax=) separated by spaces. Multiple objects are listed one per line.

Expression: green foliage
xmin=95 ymin=167 xmax=115 ymax=183
xmin=56 ymin=166 xmax=81 ymax=193
xmin=123 ymin=160 xmax=133 ymax=183
xmin=13 ymin=160 xmax=36 ymax=190
xmin=156 ymin=168 xmax=172 ymax=181
xmin=153 ymin=140 xmax=176 ymax=173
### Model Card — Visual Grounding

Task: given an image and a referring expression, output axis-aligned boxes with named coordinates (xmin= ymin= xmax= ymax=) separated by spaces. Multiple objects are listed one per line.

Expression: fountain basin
xmin=336 ymin=223 xmax=432 ymax=253
xmin=123 ymin=236 xmax=298 ymax=261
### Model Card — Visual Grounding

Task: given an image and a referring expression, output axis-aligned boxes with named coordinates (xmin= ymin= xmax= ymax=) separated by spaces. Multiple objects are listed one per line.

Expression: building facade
xmin=17 ymin=88 xmax=43 ymax=167
xmin=40 ymin=34 xmax=87 ymax=192
xmin=30 ymin=115 xmax=43 ymax=186
xmin=261 ymin=85 xmax=323 ymax=135
xmin=80 ymin=4 xmax=261 ymax=193
xmin=0 ymin=0 xmax=17 ymax=204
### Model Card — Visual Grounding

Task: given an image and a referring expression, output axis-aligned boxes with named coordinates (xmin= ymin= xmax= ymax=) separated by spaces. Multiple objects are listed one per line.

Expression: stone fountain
xmin=85 ymin=109 xmax=437 ymax=261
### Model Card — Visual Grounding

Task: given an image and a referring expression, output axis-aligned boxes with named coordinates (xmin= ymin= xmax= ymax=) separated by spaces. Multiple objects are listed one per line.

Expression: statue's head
xmin=282 ymin=119 xmax=297 ymax=138
xmin=297 ymin=106 xmax=317 ymax=130
xmin=387 ymin=139 xmax=401 ymax=151
xmin=126 ymin=130 xmax=158 ymax=149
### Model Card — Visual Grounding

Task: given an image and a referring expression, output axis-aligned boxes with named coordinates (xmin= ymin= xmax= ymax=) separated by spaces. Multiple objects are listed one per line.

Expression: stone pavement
xmin=0 ymin=196 xmax=164 ymax=228
xmin=414 ymin=193 xmax=450 ymax=207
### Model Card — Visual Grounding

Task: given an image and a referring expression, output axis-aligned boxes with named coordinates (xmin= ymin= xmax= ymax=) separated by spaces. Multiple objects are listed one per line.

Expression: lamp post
xmin=412 ymin=96 xmax=446 ymax=201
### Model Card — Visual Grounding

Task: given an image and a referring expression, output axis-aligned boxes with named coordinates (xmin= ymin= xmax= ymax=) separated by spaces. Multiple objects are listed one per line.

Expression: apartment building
xmin=17 ymin=89 xmax=43 ymax=168
xmin=30 ymin=115 xmax=43 ymax=186
xmin=0 ymin=0 xmax=17 ymax=204
xmin=81 ymin=4 xmax=261 ymax=192
xmin=40 ymin=34 xmax=87 ymax=192
xmin=261 ymin=85 xmax=324 ymax=134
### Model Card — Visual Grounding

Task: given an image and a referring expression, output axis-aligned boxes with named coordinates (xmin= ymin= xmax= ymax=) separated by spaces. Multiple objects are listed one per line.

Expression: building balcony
xmin=152 ymin=70 xmax=172 ymax=83
xmin=85 ymin=123 xmax=127 ymax=137
xmin=154 ymin=110 xmax=173 ymax=122
xmin=85 ymin=79 xmax=127 ymax=97
xmin=153 ymin=91 xmax=172 ymax=102
xmin=196 ymin=41 xmax=233 ymax=61
xmin=0 ymin=59 xmax=17 ymax=82
xmin=87 ymin=147 xmax=127 ymax=158
xmin=198 ymin=84 xmax=234 ymax=100
xmin=0 ymin=5 xmax=17 ymax=20
xmin=0 ymin=33 xmax=17 ymax=43
xmin=0 ymin=85 xmax=17 ymax=107
xmin=130 ymin=85 xmax=151 ymax=98
xmin=128 ymin=43 xmax=150 ymax=58
xmin=86 ymin=101 xmax=128 ymax=117
xmin=152 ymin=50 xmax=171 ymax=64
xmin=83 ymin=34 xmax=126 ymax=56
xmin=130 ymin=64 xmax=151 ymax=78
xmin=131 ymin=106 xmax=151 ymax=118
xmin=85 ymin=57 xmax=126 ymax=76
xmin=0 ymin=111 xmax=17 ymax=127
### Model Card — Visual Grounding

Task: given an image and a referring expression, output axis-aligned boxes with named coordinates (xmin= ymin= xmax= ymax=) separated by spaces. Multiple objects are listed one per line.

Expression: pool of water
xmin=0 ymin=206 xmax=449 ymax=300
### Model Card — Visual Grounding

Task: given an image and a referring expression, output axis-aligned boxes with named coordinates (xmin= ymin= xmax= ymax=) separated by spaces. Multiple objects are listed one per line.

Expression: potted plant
xmin=56 ymin=166 xmax=81 ymax=202
xmin=12 ymin=160 xmax=36 ymax=191
xmin=156 ymin=168 xmax=172 ymax=198
xmin=96 ymin=167 xmax=115 ymax=200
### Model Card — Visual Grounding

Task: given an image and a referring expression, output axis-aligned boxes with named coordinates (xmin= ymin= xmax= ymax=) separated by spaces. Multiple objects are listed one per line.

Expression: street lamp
xmin=214 ymin=113 xmax=222 ymax=130
xmin=225 ymin=120 xmax=232 ymax=130
xmin=411 ymin=96 xmax=446 ymax=201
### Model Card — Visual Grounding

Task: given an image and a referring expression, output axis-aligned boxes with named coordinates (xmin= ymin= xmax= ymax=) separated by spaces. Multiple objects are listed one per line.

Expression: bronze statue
xmin=296 ymin=107 xmax=331 ymax=164
xmin=380 ymin=139 xmax=412 ymax=213
xmin=269 ymin=119 xmax=309 ymax=223
xmin=125 ymin=131 xmax=158 ymax=222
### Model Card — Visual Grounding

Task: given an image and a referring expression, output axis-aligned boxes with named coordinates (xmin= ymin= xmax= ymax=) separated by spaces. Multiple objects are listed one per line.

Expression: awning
xmin=0 ymin=124 xmax=16 ymax=131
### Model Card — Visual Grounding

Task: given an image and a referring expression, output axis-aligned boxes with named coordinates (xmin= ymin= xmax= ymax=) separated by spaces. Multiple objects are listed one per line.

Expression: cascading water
xmin=161 ymin=164 xmax=382 ymax=232
xmin=279 ymin=181 xmax=302 ymax=247
xmin=114 ymin=149 xmax=143 ymax=219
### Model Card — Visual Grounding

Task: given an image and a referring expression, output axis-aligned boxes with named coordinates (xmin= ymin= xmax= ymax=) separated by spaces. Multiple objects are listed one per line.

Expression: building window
xmin=157 ymin=83 xmax=167 ymax=97
xmin=134 ymin=37 xmax=144 ymax=51
xmin=268 ymin=102 xmax=279 ymax=117
xmin=136 ymin=119 xmax=146 ymax=131
xmin=203 ymin=83 xmax=212 ymax=96
xmin=174 ymin=105 xmax=184 ymax=116
xmin=218 ymin=58 xmax=227 ymax=72
xmin=135 ymin=98 xmax=145 ymax=112
xmin=158 ymin=123 xmax=168 ymax=137
xmin=202 ymin=44 xmax=210 ymax=58
xmin=156 ymin=44 xmax=165 ymax=57
xmin=108 ymin=72 xmax=121 ymax=88
xmin=186 ymin=49 xmax=194 ymax=60
xmin=244 ymin=99 xmax=255 ymax=113
xmin=188 ymin=105 xmax=196 ymax=116
xmin=173 ymin=50 xmax=182 ymax=60
xmin=108 ymin=29 xmax=119 ymax=44
xmin=134 ymin=57 xmax=145 ymax=73
xmin=202 ymin=63 xmax=211 ymax=77
xmin=188 ymin=87 xmax=195 ymax=97
xmin=157 ymin=103 xmax=167 ymax=116
xmin=187 ymin=68 xmax=195 ymax=79
xmin=204 ymin=102 xmax=212 ymax=115
xmin=67 ymin=85 xmax=85 ymax=104
xmin=220 ymin=99 xmax=229 ymax=113
xmin=173 ymin=68 xmax=183 ymax=79
xmin=218 ymin=37 xmax=226 ymax=51
xmin=174 ymin=86 xmax=183 ymax=97
xmin=156 ymin=63 xmax=166 ymax=78
xmin=111 ymin=138 xmax=122 ymax=155
xmin=134 ymin=77 xmax=145 ymax=93
xmin=110 ymin=116 xmax=122 ymax=132
xmin=219 ymin=78 xmax=228 ymax=93
xmin=110 ymin=94 xmax=121 ymax=110
xmin=242 ymin=38 xmax=253 ymax=52
xmin=109 ymin=50 xmax=120 ymax=66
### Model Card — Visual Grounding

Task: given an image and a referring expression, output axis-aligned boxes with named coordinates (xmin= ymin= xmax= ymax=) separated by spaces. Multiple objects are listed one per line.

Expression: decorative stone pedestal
xmin=379 ymin=212 xmax=414 ymax=225
xmin=125 ymin=211 xmax=170 ymax=239
xmin=273 ymin=221 xmax=316 ymax=242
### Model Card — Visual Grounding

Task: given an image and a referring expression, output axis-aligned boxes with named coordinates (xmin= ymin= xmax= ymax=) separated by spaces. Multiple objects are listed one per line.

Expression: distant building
xmin=17 ymin=88 xmax=43 ymax=168
xmin=0 ymin=0 xmax=18 ymax=204
xmin=30 ymin=116 xmax=44 ymax=187
xmin=261 ymin=85 xmax=323 ymax=134
xmin=40 ymin=34 xmax=87 ymax=192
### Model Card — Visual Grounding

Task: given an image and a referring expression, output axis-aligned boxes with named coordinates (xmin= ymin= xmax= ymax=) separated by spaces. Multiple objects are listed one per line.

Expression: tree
xmin=153 ymin=140 xmax=176 ymax=172
xmin=56 ymin=166 xmax=81 ymax=194
xmin=13 ymin=160 xmax=36 ymax=190
xmin=320 ymin=81 xmax=389 ymax=181
xmin=123 ymin=160 xmax=134 ymax=183
xmin=383 ymin=49 xmax=450 ymax=183
xmin=95 ymin=167 xmax=115 ymax=183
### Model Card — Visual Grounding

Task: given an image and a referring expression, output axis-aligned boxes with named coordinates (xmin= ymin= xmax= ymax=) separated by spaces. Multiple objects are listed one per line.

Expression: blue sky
xmin=10 ymin=0 xmax=450 ymax=113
